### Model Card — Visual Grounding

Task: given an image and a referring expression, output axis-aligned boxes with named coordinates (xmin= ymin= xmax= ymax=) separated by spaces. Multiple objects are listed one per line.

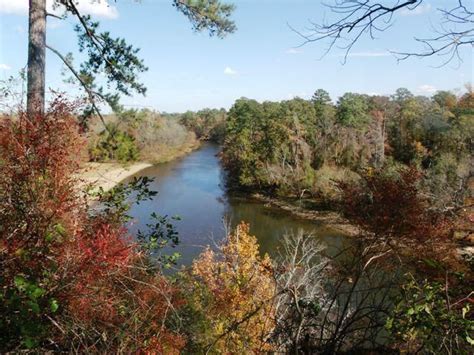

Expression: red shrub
xmin=0 ymin=99 xmax=185 ymax=352
xmin=0 ymin=97 xmax=83 ymax=282
xmin=338 ymin=167 xmax=459 ymax=268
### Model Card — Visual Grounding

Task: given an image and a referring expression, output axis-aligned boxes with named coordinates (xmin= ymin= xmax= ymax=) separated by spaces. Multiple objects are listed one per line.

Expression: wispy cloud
xmin=0 ymin=0 xmax=26 ymax=15
xmin=47 ymin=19 xmax=63 ymax=30
xmin=224 ymin=67 xmax=238 ymax=76
xmin=0 ymin=63 xmax=11 ymax=70
xmin=417 ymin=84 xmax=437 ymax=94
xmin=346 ymin=51 xmax=391 ymax=58
xmin=0 ymin=0 xmax=119 ymax=19
xmin=401 ymin=3 xmax=431 ymax=16
xmin=76 ymin=0 xmax=118 ymax=19
xmin=285 ymin=48 xmax=303 ymax=55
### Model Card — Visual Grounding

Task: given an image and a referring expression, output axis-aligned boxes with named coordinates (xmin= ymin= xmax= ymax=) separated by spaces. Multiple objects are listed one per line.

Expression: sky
xmin=0 ymin=0 xmax=472 ymax=112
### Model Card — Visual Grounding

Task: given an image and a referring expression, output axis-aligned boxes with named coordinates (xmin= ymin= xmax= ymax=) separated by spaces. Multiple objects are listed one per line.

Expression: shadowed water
xmin=125 ymin=143 xmax=349 ymax=267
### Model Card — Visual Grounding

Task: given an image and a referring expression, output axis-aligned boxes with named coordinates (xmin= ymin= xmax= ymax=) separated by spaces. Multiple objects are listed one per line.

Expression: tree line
xmin=222 ymin=87 xmax=473 ymax=209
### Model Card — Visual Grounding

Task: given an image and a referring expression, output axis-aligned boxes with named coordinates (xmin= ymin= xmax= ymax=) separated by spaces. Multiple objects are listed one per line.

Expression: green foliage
xmin=433 ymin=90 xmax=457 ymax=116
xmin=56 ymin=0 xmax=235 ymax=123
xmin=336 ymin=92 xmax=370 ymax=127
xmin=92 ymin=176 xmax=157 ymax=224
xmin=1 ymin=275 xmax=54 ymax=349
xmin=87 ymin=109 xmax=198 ymax=163
xmin=75 ymin=16 xmax=148 ymax=97
xmin=179 ymin=108 xmax=227 ymax=142
xmin=88 ymin=123 xmax=139 ymax=163
xmin=137 ymin=212 xmax=181 ymax=268
xmin=222 ymin=88 xmax=472 ymax=208
xmin=173 ymin=0 xmax=236 ymax=38
xmin=387 ymin=273 xmax=473 ymax=354
xmin=311 ymin=88 xmax=332 ymax=118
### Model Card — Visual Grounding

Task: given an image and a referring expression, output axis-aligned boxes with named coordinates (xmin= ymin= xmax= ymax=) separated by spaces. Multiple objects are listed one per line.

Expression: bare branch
xmin=46 ymin=44 xmax=111 ymax=133
xmin=296 ymin=0 xmax=473 ymax=65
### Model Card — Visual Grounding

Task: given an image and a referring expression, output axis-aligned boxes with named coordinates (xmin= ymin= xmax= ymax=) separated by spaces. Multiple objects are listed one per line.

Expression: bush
xmin=87 ymin=110 xmax=197 ymax=163
xmin=0 ymin=98 xmax=84 ymax=349
xmin=136 ymin=113 xmax=196 ymax=163
xmin=88 ymin=123 xmax=139 ymax=163
xmin=312 ymin=165 xmax=359 ymax=202
xmin=0 ymin=99 xmax=184 ymax=352
xmin=387 ymin=273 xmax=473 ymax=354
xmin=179 ymin=223 xmax=276 ymax=353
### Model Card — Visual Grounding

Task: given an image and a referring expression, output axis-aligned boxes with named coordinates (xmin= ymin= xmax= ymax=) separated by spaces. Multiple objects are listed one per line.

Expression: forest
xmin=1 ymin=0 xmax=473 ymax=354
xmin=222 ymin=89 xmax=473 ymax=209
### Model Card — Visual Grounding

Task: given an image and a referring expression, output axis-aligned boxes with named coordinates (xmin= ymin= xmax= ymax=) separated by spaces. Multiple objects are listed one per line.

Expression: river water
xmin=126 ymin=143 xmax=350 ymax=267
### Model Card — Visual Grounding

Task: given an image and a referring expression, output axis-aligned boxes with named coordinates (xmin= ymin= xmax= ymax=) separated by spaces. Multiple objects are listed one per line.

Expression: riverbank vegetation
xmin=2 ymin=0 xmax=472 ymax=351
xmin=222 ymin=88 xmax=473 ymax=210
xmin=87 ymin=108 xmax=199 ymax=164
xmin=1 ymin=100 xmax=472 ymax=353
xmin=179 ymin=108 xmax=227 ymax=143
xmin=85 ymin=106 xmax=227 ymax=165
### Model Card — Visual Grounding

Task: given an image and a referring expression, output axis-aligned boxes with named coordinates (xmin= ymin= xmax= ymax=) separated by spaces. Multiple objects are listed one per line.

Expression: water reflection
xmin=125 ymin=143 xmax=349 ymax=267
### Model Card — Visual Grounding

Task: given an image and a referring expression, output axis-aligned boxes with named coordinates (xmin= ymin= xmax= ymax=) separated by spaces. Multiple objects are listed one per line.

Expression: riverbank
xmin=251 ymin=193 xmax=359 ymax=236
xmin=79 ymin=140 xmax=201 ymax=193
xmin=251 ymin=192 xmax=473 ymax=259
xmin=79 ymin=161 xmax=154 ymax=193
xmin=144 ymin=139 xmax=200 ymax=164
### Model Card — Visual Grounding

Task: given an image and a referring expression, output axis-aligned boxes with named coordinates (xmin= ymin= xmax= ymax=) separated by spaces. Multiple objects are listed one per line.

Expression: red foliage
xmin=60 ymin=219 xmax=134 ymax=323
xmin=338 ymin=167 xmax=459 ymax=269
xmin=340 ymin=168 xmax=430 ymax=239
xmin=0 ymin=97 xmax=84 ymax=282
xmin=0 ymin=98 xmax=185 ymax=352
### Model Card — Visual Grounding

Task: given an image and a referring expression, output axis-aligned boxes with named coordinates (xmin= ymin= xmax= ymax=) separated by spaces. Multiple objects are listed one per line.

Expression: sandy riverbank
xmin=79 ymin=162 xmax=153 ymax=193
xmin=77 ymin=141 xmax=201 ymax=193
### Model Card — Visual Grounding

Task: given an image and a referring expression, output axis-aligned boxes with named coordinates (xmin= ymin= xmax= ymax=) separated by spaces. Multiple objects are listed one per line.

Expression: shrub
xmin=180 ymin=222 xmax=276 ymax=353
xmin=338 ymin=167 xmax=463 ymax=271
xmin=312 ymin=165 xmax=359 ymax=202
xmin=136 ymin=113 xmax=196 ymax=163
xmin=0 ymin=99 xmax=184 ymax=352
xmin=88 ymin=122 xmax=139 ymax=163
xmin=387 ymin=273 xmax=473 ymax=354
xmin=0 ymin=98 xmax=84 ymax=349
xmin=87 ymin=110 xmax=197 ymax=163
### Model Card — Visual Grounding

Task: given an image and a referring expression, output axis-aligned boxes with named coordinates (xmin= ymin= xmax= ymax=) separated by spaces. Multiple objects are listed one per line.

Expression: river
xmin=126 ymin=143 xmax=350 ymax=267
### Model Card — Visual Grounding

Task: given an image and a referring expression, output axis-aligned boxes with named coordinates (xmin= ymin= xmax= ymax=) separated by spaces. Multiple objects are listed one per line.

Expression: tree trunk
xmin=27 ymin=0 xmax=47 ymax=115
xmin=373 ymin=111 xmax=385 ymax=168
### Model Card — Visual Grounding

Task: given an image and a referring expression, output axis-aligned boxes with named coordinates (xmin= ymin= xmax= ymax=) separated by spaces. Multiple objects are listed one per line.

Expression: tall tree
xmin=26 ymin=0 xmax=236 ymax=115
xmin=27 ymin=0 xmax=47 ymax=115
xmin=336 ymin=92 xmax=370 ymax=128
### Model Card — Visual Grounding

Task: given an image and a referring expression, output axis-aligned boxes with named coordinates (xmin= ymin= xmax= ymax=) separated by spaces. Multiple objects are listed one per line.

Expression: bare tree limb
xmin=46 ymin=44 xmax=111 ymax=133
xmin=295 ymin=0 xmax=473 ymax=65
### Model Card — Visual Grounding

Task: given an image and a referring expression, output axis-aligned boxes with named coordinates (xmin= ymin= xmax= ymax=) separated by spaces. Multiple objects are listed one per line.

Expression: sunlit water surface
xmin=125 ymin=143 xmax=350 ymax=267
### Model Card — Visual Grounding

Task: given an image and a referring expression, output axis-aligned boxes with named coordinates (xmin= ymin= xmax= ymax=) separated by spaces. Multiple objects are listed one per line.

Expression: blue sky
xmin=0 ymin=0 xmax=472 ymax=112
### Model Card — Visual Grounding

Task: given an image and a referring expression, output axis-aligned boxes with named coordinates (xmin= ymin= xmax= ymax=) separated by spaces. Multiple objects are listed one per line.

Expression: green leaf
xmin=54 ymin=223 xmax=66 ymax=236
xmin=27 ymin=300 xmax=40 ymax=314
xmin=45 ymin=232 xmax=54 ymax=242
xmin=14 ymin=275 xmax=28 ymax=291
xmin=50 ymin=299 xmax=59 ymax=313
xmin=28 ymin=285 xmax=45 ymax=300
xmin=22 ymin=337 xmax=37 ymax=349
